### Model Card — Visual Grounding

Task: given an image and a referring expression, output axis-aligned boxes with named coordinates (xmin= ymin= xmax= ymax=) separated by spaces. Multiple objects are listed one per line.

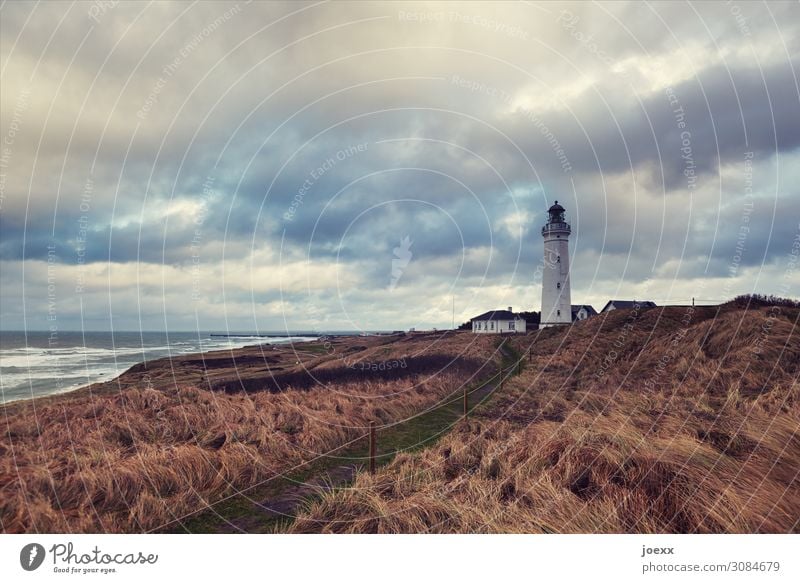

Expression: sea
xmin=0 ymin=331 xmax=324 ymax=404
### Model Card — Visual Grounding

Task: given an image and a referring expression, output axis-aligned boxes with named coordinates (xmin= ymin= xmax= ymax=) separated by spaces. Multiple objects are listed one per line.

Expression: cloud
xmin=1 ymin=1 xmax=798 ymax=330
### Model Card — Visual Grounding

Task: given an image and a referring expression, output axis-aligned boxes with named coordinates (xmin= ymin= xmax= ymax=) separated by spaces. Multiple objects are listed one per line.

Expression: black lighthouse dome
xmin=547 ymin=200 xmax=566 ymax=223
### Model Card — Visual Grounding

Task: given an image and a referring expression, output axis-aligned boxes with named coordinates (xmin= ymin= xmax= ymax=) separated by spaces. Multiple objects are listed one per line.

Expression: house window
xmin=509 ymin=320 xmax=515 ymax=331
xmin=490 ymin=321 xmax=495 ymax=330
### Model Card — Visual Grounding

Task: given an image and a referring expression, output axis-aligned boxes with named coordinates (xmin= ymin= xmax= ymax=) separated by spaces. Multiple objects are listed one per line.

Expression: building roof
xmin=548 ymin=201 xmax=565 ymax=213
xmin=471 ymin=310 xmax=521 ymax=321
xmin=601 ymin=300 xmax=657 ymax=311
xmin=571 ymin=304 xmax=598 ymax=316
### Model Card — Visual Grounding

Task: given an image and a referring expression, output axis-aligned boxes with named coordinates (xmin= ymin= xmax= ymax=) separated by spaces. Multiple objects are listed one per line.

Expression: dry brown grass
xmin=290 ymin=305 xmax=800 ymax=533
xmin=0 ymin=332 xmax=497 ymax=533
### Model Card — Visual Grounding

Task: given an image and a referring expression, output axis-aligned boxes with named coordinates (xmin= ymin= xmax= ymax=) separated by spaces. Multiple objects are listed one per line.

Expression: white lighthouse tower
xmin=540 ymin=201 xmax=572 ymax=327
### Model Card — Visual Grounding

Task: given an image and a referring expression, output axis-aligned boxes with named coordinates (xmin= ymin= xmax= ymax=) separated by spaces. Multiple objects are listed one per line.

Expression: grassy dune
xmin=0 ymin=332 xmax=497 ymax=533
xmin=289 ymin=303 xmax=800 ymax=533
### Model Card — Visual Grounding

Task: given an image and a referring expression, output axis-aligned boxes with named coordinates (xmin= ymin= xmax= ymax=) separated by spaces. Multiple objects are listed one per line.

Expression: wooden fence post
xmin=528 ymin=347 xmax=532 ymax=362
xmin=368 ymin=421 xmax=376 ymax=474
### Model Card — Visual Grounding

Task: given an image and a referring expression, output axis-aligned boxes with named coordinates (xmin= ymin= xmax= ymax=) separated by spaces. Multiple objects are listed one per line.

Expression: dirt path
xmin=225 ymin=464 xmax=361 ymax=533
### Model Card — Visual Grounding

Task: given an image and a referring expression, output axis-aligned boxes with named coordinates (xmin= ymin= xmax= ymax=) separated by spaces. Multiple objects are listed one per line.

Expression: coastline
xmin=0 ymin=331 xmax=427 ymax=411
xmin=0 ymin=329 xmax=492 ymax=533
xmin=0 ymin=334 xmax=323 ymax=408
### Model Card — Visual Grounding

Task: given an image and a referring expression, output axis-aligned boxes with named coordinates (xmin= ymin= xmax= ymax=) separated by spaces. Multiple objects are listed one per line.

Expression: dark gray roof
xmin=571 ymin=304 xmax=598 ymax=316
xmin=601 ymin=300 xmax=657 ymax=311
xmin=471 ymin=310 xmax=519 ymax=321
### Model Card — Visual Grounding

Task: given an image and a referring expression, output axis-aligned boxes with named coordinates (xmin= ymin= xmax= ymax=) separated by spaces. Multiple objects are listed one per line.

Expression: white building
xmin=571 ymin=304 xmax=598 ymax=321
xmin=471 ymin=308 xmax=527 ymax=334
xmin=540 ymin=201 xmax=572 ymax=327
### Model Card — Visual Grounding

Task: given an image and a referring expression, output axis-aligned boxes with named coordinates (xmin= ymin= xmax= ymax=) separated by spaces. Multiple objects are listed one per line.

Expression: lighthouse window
xmin=557 ymin=310 xmax=561 ymax=316
xmin=557 ymin=282 xmax=561 ymax=289
xmin=557 ymin=256 xmax=561 ymax=263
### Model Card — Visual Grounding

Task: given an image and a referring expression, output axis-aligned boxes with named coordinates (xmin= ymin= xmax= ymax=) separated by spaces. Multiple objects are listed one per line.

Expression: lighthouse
xmin=540 ymin=201 xmax=572 ymax=327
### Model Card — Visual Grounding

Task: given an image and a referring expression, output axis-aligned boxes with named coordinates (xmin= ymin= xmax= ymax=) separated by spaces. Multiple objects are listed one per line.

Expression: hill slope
xmin=0 ymin=332 xmax=497 ymax=533
xmin=289 ymin=304 xmax=800 ymax=533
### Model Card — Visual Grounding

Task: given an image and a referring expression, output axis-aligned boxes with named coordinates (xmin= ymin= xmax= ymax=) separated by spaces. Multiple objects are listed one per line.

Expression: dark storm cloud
xmin=460 ymin=55 xmax=800 ymax=193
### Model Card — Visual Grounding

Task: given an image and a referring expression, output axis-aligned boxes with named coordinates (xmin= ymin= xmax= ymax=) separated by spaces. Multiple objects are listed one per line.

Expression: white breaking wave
xmin=0 ymin=335 xmax=316 ymax=403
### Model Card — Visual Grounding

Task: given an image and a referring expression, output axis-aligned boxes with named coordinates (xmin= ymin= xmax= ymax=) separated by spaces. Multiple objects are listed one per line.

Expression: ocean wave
xmin=0 ymin=335 xmax=316 ymax=403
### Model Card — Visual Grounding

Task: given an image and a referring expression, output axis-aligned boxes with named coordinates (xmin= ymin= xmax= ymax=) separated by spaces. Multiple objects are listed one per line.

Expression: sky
xmin=1 ymin=0 xmax=799 ymax=332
